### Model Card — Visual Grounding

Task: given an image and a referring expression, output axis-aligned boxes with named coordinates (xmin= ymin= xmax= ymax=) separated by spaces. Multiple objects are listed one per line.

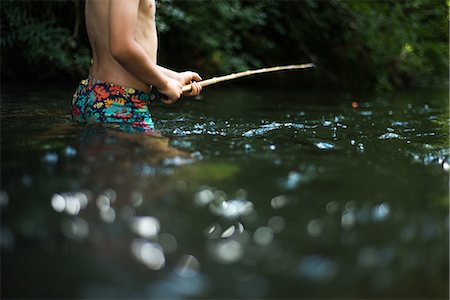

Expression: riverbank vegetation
xmin=1 ymin=0 xmax=447 ymax=90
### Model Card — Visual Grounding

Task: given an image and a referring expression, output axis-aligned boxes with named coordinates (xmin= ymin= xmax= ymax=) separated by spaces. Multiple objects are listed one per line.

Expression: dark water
xmin=1 ymin=85 xmax=449 ymax=299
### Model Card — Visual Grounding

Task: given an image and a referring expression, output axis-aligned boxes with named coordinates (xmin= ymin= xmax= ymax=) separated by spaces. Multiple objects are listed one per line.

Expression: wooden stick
xmin=181 ymin=63 xmax=314 ymax=93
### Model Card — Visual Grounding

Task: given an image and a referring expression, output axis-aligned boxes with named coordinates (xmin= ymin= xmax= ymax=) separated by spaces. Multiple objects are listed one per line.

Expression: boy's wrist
xmin=154 ymin=76 xmax=170 ymax=91
xmin=175 ymin=72 xmax=183 ymax=83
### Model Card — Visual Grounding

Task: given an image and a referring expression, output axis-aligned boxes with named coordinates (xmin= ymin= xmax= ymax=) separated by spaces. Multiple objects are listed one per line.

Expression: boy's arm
xmin=157 ymin=66 xmax=181 ymax=81
xmin=109 ymin=0 xmax=181 ymax=101
xmin=158 ymin=66 xmax=203 ymax=96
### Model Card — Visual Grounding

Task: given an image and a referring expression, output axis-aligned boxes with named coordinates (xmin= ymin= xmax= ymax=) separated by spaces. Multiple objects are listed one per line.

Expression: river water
xmin=1 ymin=85 xmax=448 ymax=299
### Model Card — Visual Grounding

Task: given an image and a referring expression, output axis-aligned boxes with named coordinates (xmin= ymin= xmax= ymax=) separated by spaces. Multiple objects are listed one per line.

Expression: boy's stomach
xmin=89 ymin=60 xmax=151 ymax=92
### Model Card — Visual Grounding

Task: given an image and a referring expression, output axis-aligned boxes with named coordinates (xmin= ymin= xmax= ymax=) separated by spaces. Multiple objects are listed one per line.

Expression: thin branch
xmin=182 ymin=63 xmax=315 ymax=92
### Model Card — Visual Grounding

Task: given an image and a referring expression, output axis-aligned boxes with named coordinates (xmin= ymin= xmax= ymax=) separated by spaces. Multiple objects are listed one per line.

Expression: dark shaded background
xmin=1 ymin=0 xmax=448 ymax=91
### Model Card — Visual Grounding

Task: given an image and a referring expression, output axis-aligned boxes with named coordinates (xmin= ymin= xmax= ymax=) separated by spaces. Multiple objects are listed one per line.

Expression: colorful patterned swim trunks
xmin=71 ymin=77 xmax=155 ymax=132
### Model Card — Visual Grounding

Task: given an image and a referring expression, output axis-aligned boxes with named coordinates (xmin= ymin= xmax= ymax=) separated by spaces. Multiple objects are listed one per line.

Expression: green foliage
xmin=1 ymin=0 xmax=447 ymax=90
xmin=335 ymin=0 xmax=449 ymax=90
xmin=1 ymin=0 xmax=90 ymax=81
xmin=156 ymin=0 xmax=448 ymax=90
xmin=157 ymin=0 xmax=278 ymax=75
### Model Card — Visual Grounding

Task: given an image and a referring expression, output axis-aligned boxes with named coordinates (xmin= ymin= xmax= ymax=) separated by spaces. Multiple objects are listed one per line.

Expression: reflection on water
xmin=1 ymin=86 xmax=448 ymax=299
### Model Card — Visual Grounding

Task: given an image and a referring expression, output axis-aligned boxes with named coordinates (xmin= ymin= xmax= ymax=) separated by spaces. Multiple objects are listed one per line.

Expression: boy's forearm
xmin=157 ymin=66 xmax=181 ymax=81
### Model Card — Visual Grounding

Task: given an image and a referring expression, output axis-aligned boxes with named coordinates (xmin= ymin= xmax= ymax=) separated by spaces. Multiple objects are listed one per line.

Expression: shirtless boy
xmin=71 ymin=0 xmax=202 ymax=131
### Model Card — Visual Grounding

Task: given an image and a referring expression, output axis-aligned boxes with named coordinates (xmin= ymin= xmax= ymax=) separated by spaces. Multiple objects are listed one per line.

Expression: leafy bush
xmin=1 ymin=0 xmax=447 ymax=90
xmin=1 ymin=1 xmax=90 ymax=81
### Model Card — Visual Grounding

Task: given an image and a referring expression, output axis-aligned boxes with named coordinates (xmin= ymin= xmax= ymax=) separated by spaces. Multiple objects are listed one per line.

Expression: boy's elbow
xmin=110 ymin=42 xmax=132 ymax=63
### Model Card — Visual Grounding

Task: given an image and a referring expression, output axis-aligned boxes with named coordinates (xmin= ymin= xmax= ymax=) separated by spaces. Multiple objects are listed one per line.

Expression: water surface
xmin=1 ymin=85 xmax=448 ymax=299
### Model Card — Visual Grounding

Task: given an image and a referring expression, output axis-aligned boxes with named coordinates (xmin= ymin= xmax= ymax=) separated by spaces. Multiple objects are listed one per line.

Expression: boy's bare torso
xmin=86 ymin=0 xmax=157 ymax=92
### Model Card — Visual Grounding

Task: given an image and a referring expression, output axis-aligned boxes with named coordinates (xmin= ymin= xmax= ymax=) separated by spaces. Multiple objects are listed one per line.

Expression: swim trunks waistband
xmin=87 ymin=76 xmax=151 ymax=96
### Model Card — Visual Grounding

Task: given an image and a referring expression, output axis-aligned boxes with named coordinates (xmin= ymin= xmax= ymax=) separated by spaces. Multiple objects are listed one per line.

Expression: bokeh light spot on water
xmin=315 ymin=141 xmax=335 ymax=150
xmin=194 ymin=187 xmax=215 ymax=206
xmin=358 ymin=111 xmax=372 ymax=116
xmin=326 ymin=201 xmax=339 ymax=214
xmin=379 ymin=132 xmax=400 ymax=139
xmin=278 ymin=171 xmax=303 ymax=190
xmin=209 ymin=198 xmax=254 ymax=218
xmin=175 ymin=255 xmax=200 ymax=278
xmin=253 ymin=226 xmax=274 ymax=246
xmin=214 ymin=190 xmax=227 ymax=202
xmin=130 ymin=216 xmax=161 ymax=238
xmin=42 ymin=152 xmax=58 ymax=164
xmin=130 ymin=191 xmax=144 ymax=207
xmin=270 ymin=195 xmax=290 ymax=209
xmin=307 ymin=219 xmax=324 ymax=237
xmin=221 ymin=225 xmax=236 ymax=238
xmin=134 ymin=163 xmax=156 ymax=177
xmin=96 ymin=194 xmax=111 ymax=212
xmin=103 ymin=189 xmax=117 ymax=203
xmin=100 ymin=207 xmax=116 ymax=223
xmin=357 ymin=143 xmax=365 ymax=153
xmin=203 ymin=223 xmax=222 ymax=239
xmin=237 ymin=222 xmax=245 ymax=234
xmin=64 ymin=146 xmax=77 ymax=157
xmin=131 ymin=239 xmax=165 ymax=270
xmin=51 ymin=193 xmax=66 ymax=212
xmin=371 ymin=202 xmax=391 ymax=222
xmin=268 ymin=216 xmax=286 ymax=233
xmin=61 ymin=217 xmax=89 ymax=240
xmin=341 ymin=210 xmax=356 ymax=230
xmin=52 ymin=192 xmax=89 ymax=215
xmin=209 ymin=239 xmax=244 ymax=264
xmin=345 ymin=201 xmax=357 ymax=210
xmin=65 ymin=196 xmax=81 ymax=215
xmin=163 ymin=156 xmax=194 ymax=166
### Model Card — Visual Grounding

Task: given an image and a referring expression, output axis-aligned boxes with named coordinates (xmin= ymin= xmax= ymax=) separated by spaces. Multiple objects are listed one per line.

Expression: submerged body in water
xmin=71 ymin=77 xmax=156 ymax=133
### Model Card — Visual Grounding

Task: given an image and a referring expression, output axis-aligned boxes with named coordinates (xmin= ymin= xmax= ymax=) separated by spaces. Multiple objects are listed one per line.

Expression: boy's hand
xmin=159 ymin=77 xmax=182 ymax=104
xmin=178 ymin=71 xmax=202 ymax=97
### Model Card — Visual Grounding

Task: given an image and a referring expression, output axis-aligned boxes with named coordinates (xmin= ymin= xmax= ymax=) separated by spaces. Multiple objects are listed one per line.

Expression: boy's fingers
xmin=191 ymin=82 xmax=201 ymax=96
xmin=190 ymin=84 xmax=198 ymax=96
xmin=195 ymin=82 xmax=202 ymax=94
xmin=192 ymin=73 xmax=202 ymax=81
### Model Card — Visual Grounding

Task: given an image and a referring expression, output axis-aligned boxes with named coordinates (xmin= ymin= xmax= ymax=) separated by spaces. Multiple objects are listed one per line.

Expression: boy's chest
xmin=139 ymin=0 xmax=156 ymax=18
